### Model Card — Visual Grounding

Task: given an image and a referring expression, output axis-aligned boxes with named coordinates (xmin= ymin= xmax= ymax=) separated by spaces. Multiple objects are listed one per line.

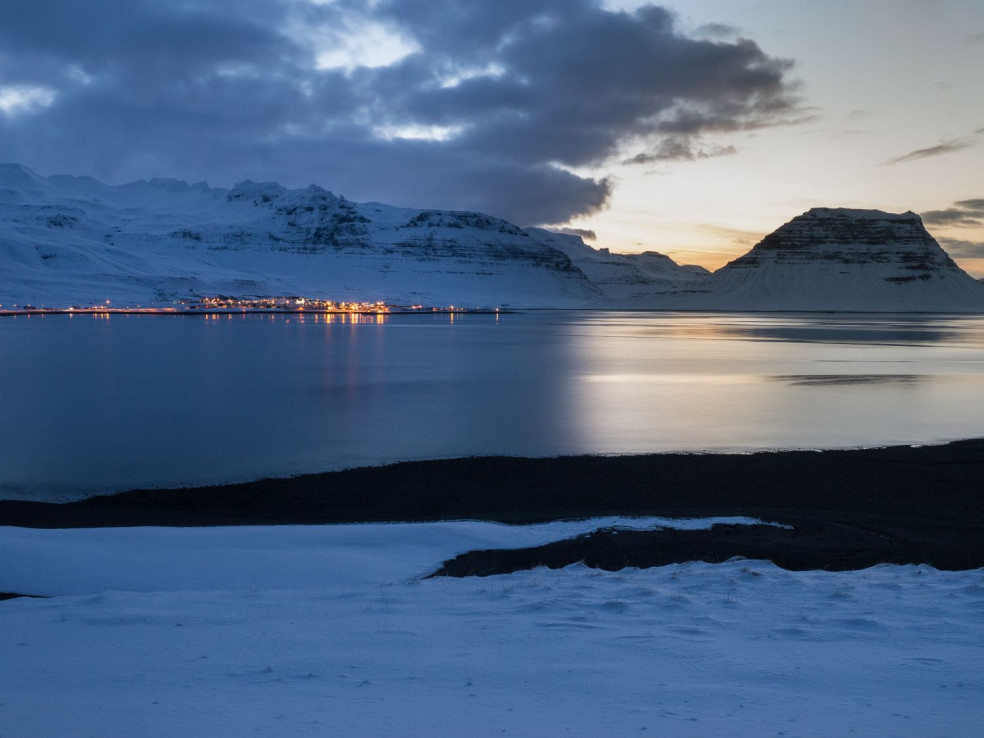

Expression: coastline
xmin=0 ymin=307 xmax=505 ymax=317
xmin=3 ymin=439 xmax=983 ymax=572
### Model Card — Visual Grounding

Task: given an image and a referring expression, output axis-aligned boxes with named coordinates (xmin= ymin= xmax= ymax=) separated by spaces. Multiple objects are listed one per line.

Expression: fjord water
xmin=3 ymin=311 xmax=984 ymax=501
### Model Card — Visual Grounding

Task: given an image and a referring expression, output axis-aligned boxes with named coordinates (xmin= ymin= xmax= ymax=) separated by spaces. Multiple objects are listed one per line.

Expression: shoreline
xmin=3 ymin=439 xmax=984 ymax=572
xmin=0 ymin=307 xmax=506 ymax=317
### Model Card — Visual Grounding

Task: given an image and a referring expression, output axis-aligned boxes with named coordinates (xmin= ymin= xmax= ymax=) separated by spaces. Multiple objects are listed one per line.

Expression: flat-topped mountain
xmin=668 ymin=208 xmax=984 ymax=312
xmin=0 ymin=164 xmax=702 ymax=309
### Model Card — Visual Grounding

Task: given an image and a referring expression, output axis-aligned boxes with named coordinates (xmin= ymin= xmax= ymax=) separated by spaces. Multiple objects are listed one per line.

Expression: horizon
xmin=1 ymin=1 xmax=982 ymax=274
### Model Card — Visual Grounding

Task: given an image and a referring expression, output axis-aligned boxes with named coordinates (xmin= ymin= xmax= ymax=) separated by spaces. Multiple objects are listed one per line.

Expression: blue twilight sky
xmin=1 ymin=0 xmax=982 ymax=273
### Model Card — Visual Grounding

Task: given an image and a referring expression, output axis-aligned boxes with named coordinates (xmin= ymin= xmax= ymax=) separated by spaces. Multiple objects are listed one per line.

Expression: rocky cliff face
xmin=671 ymin=208 xmax=984 ymax=312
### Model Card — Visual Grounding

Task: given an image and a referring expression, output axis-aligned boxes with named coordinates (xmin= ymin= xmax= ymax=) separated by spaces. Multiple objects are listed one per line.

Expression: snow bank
xmin=1 ymin=520 xmax=983 ymax=736
xmin=0 ymin=517 xmax=776 ymax=595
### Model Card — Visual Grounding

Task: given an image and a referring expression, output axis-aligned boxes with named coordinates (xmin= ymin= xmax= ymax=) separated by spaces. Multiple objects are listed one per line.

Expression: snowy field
xmin=2 ymin=519 xmax=983 ymax=736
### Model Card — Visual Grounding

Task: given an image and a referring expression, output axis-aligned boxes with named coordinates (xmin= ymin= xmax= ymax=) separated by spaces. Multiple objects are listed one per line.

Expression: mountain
xmin=3 ymin=166 xmax=982 ymax=312
xmin=665 ymin=208 xmax=984 ymax=312
xmin=532 ymin=230 xmax=711 ymax=303
xmin=0 ymin=164 xmax=701 ymax=309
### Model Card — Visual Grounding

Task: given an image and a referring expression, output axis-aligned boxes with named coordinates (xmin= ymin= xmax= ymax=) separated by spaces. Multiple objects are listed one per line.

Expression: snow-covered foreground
xmin=2 ymin=519 xmax=982 ymax=736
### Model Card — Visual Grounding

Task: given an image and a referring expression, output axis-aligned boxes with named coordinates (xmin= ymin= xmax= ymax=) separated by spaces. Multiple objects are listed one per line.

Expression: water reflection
xmin=565 ymin=312 xmax=984 ymax=456
xmin=3 ymin=311 xmax=984 ymax=501
xmin=576 ymin=312 xmax=984 ymax=347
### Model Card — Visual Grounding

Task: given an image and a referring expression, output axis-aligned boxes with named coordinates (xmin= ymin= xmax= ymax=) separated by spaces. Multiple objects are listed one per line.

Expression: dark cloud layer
xmin=922 ymin=198 xmax=984 ymax=227
xmin=938 ymin=237 xmax=984 ymax=259
xmin=0 ymin=0 xmax=798 ymax=224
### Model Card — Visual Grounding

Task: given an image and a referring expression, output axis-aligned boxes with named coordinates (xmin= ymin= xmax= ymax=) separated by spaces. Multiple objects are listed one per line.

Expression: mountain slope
xmin=530 ymin=228 xmax=711 ymax=303
xmin=0 ymin=165 xmax=701 ymax=308
xmin=668 ymin=208 xmax=984 ymax=312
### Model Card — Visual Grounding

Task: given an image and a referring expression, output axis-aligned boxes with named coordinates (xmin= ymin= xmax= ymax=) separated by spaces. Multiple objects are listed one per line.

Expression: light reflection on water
xmin=3 ymin=311 xmax=984 ymax=501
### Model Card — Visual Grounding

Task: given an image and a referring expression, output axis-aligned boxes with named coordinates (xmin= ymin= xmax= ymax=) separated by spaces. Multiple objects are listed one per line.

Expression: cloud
xmin=0 ymin=0 xmax=799 ymax=225
xmin=624 ymin=138 xmax=737 ymax=164
xmin=885 ymin=136 xmax=977 ymax=165
xmin=0 ymin=84 xmax=57 ymax=116
xmin=694 ymin=23 xmax=741 ymax=40
xmin=696 ymin=223 xmax=765 ymax=248
xmin=553 ymin=227 xmax=597 ymax=241
xmin=921 ymin=198 xmax=984 ymax=227
xmin=938 ymin=237 xmax=984 ymax=259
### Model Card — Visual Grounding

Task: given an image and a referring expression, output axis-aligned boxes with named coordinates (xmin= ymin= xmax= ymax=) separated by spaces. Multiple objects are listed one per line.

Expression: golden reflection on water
xmin=564 ymin=313 xmax=984 ymax=452
xmin=576 ymin=312 xmax=984 ymax=347
xmin=190 ymin=311 xmax=393 ymax=325
xmin=582 ymin=373 xmax=755 ymax=385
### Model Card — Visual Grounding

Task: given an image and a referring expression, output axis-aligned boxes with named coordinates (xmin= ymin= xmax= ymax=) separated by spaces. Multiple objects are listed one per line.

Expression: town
xmin=0 ymin=296 xmax=493 ymax=315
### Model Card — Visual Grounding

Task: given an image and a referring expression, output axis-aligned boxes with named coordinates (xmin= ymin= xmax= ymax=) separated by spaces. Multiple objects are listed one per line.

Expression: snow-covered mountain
xmin=0 ymin=164 xmax=701 ymax=309
xmin=532 ymin=229 xmax=711 ymax=303
xmin=3 ymin=166 xmax=983 ymax=312
xmin=665 ymin=208 xmax=984 ymax=312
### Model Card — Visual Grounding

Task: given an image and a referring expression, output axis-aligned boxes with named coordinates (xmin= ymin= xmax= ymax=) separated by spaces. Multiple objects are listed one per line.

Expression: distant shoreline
xmin=0 ymin=307 xmax=506 ymax=317
xmin=5 ymin=308 xmax=984 ymax=317
xmin=3 ymin=439 xmax=984 ymax=573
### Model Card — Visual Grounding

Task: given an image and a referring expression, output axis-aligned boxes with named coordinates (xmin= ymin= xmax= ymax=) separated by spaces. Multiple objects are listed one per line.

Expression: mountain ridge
xmin=2 ymin=165 xmax=982 ymax=312
xmin=0 ymin=164 xmax=702 ymax=309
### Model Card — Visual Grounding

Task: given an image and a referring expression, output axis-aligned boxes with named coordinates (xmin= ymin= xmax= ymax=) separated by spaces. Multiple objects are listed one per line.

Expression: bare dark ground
xmin=0 ymin=593 xmax=46 ymax=601
xmin=427 ymin=521 xmax=963 ymax=577
xmin=2 ymin=439 xmax=983 ymax=573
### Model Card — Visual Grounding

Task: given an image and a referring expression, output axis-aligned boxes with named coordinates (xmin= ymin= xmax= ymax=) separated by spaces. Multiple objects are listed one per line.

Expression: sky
xmin=1 ymin=0 xmax=982 ymax=274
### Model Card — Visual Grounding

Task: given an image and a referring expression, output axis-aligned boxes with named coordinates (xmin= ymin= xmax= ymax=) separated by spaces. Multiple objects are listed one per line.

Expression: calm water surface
xmin=3 ymin=311 xmax=984 ymax=500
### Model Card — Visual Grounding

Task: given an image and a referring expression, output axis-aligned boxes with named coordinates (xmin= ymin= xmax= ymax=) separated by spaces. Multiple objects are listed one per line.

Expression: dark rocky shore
xmin=2 ymin=439 xmax=983 ymax=573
